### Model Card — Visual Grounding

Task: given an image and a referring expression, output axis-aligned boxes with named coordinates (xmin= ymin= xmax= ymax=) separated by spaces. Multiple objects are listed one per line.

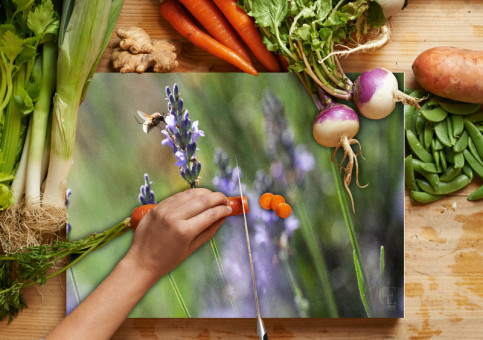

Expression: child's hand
xmin=125 ymin=188 xmax=232 ymax=282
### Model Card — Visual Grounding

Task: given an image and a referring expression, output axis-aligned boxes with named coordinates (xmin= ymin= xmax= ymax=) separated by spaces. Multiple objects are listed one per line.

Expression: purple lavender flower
xmin=160 ymin=84 xmax=204 ymax=188
xmin=139 ymin=173 xmax=155 ymax=205
xmin=65 ymin=188 xmax=72 ymax=235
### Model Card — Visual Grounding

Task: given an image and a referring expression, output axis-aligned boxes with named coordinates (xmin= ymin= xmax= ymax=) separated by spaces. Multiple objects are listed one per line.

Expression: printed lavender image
xmin=66 ymin=73 xmax=404 ymax=318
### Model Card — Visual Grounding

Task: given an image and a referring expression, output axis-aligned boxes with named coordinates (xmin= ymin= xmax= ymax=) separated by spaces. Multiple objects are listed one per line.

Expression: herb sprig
xmin=0 ymin=219 xmax=130 ymax=322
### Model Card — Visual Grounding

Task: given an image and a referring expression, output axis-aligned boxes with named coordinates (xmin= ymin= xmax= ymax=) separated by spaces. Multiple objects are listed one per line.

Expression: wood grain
xmin=1 ymin=0 xmax=483 ymax=339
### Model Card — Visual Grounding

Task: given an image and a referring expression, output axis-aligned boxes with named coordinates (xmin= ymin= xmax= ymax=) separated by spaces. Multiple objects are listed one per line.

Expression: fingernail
xmin=227 ymin=205 xmax=232 ymax=214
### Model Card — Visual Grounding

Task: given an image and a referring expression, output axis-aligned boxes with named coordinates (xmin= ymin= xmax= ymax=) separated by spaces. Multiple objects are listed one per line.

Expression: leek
xmin=42 ymin=0 xmax=122 ymax=209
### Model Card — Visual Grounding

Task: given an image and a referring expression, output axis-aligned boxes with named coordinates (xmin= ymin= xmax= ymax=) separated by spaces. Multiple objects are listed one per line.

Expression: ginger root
xmin=117 ymin=26 xmax=153 ymax=54
xmin=111 ymin=27 xmax=178 ymax=73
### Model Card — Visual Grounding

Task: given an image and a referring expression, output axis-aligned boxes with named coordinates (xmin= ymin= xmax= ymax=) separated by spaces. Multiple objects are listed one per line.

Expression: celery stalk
xmin=42 ymin=0 xmax=114 ymax=207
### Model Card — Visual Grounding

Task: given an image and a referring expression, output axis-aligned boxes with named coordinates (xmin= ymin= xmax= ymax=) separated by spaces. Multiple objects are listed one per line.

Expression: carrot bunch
xmin=259 ymin=193 xmax=292 ymax=219
xmin=159 ymin=0 xmax=280 ymax=74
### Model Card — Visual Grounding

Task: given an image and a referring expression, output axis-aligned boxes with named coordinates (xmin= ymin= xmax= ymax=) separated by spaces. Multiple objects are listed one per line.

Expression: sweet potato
xmin=412 ymin=47 xmax=483 ymax=104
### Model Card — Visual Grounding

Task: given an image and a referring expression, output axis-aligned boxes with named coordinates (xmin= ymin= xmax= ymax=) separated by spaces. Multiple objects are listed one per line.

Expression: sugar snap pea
xmin=432 ymin=138 xmax=443 ymax=151
xmin=412 ymin=159 xmax=440 ymax=189
xmin=405 ymin=104 xmax=416 ymax=132
xmin=407 ymin=129 xmax=434 ymax=163
xmin=415 ymin=111 xmax=426 ymax=136
xmin=451 ymin=115 xmax=464 ymax=137
xmin=440 ymin=165 xmax=462 ymax=182
xmin=423 ymin=122 xmax=434 ymax=150
xmin=464 ymin=119 xmax=483 ymax=157
xmin=426 ymin=96 xmax=440 ymax=107
xmin=447 ymin=118 xmax=457 ymax=146
xmin=410 ymin=191 xmax=443 ymax=203
xmin=421 ymin=107 xmax=447 ymax=122
xmin=454 ymin=152 xmax=465 ymax=170
xmin=409 ymin=89 xmax=428 ymax=99
xmin=416 ymin=174 xmax=470 ymax=195
xmin=463 ymin=163 xmax=474 ymax=181
xmin=466 ymin=111 xmax=483 ymax=123
xmin=453 ymin=130 xmax=469 ymax=153
xmin=478 ymin=125 xmax=483 ymax=134
xmin=468 ymin=184 xmax=483 ymax=201
xmin=434 ymin=120 xmax=452 ymax=147
xmin=463 ymin=150 xmax=483 ymax=179
xmin=433 ymin=147 xmax=441 ymax=172
xmin=440 ymin=149 xmax=448 ymax=173
xmin=412 ymin=158 xmax=439 ymax=173
xmin=439 ymin=101 xmax=481 ymax=115
xmin=468 ymin=137 xmax=483 ymax=165
xmin=445 ymin=147 xmax=455 ymax=164
xmin=405 ymin=156 xmax=417 ymax=191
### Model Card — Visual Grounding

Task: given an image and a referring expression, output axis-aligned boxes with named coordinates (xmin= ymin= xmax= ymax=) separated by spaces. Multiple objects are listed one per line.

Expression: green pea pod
xmin=434 ymin=121 xmax=452 ymax=147
xmin=445 ymin=147 xmax=455 ymax=164
xmin=440 ymin=149 xmax=448 ymax=173
xmin=421 ymin=107 xmax=447 ymax=122
xmin=446 ymin=118 xmax=456 ymax=146
xmin=432 ymin=137 xmax=443 ymax=151
xmin=478 ymin=126 xmax=483 ymax=134
xmin=415 ymin=111 xmax=426 ymax=136
xmin=439 ymin=101 xmax=481 ymax=115
xmin=416 ymin=175 xmax=470 ymax=195
xmin=468 ymin=184 xmax=483 ymax=201
xmin=405 ymin=156 xmax=418 ymax=191
xmin=410 ymin=191 xmax=443 ymax=203
xmin=453 ymin=130 xmax=469 ymax=153
xmin=451 ymin=115 xmax=464 ymax=137
xmin=409 ymin=89 xmax=428 ymax=99
xmin=412 ymin=158 xmax=440 ymax=190
xmin=423 ymin=122 xmax=434 ymax=150
xmin=426 ymin=96 xmax=440 ymax=108
xmin=407 ymin=130 xmax=434 ymax=163
xmin=468 ymin=137 xmax=483 ymax=165
xmin=464 ymin=119 xmax=483 ymax=157
xmin=463 ymin=163 xmax=474 ymax=181
xmin=465 ymin=111 xmax=483 ymax=123
xmin=454 ymin=152 xmax=465 ymax=170
xmin=463 ymin=149 xmax=483 ymax=179
xmin=405 ymin=105 xmax=416 ymax=132
xmin=433 ymin=148 xmax=441 ymax=173
xmin=412 ymin=159 xmax=439 ymax=173
xmin=440 ymin=165 xmax=462 ymax=182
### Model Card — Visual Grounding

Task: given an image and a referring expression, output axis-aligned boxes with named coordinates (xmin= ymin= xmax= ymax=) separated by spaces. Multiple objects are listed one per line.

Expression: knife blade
xmin=235 ymin=158 xmax=268 ymax=340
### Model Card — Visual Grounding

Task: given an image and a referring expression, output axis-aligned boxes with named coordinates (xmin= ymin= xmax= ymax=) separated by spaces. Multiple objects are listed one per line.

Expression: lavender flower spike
xmin=161 ymin=84 xmax=204 ymax=188
xmin=139 ymin=173 xmax=155 ymax=205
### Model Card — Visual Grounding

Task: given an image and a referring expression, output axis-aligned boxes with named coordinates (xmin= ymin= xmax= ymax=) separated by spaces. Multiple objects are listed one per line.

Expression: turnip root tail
xmin=331 ymin=137 xmax=367 ymax=213
xmin=393 ymin=90 xmax=424 ymax=110
xmin=320 ymin=25 xmax=391 ymax=63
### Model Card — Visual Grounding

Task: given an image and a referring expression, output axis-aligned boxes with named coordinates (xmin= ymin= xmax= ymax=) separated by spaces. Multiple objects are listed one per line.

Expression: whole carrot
xmin=131 ymin=197 xmax=249 ymax=230
xmin=178 ymin=0 xmax=252 ymax=63
xmin=160 ymin=0 xmax=258 ymax=76
xmin=212 ymin=0 xmax=280 ymax=72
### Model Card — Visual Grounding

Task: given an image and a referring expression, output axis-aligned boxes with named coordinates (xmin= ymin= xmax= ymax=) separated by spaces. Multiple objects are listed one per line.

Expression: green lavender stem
xmin=167 ymin=272 xmax=191 ymax=318
xmin=295 ymin=197 xmax=339 ymax=317
xmin=330 ymin=160 xmax=374 ymax=317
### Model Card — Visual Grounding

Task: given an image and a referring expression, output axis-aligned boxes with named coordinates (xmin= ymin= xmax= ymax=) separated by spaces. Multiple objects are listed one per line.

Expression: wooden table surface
xmin=1 ymin=0 xmax=482 ymax=339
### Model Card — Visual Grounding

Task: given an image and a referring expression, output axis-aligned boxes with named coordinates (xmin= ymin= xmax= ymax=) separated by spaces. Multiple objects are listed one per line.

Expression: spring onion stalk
xmin=25 ymin=42 xmax=57 ymax=204
xmin=42 ymin=0 xmax=116 ymax=209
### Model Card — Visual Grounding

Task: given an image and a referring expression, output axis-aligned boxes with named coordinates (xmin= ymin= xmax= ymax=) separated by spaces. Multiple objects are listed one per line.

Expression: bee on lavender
xmin=136 ymin=110 xmax=167 ymax=133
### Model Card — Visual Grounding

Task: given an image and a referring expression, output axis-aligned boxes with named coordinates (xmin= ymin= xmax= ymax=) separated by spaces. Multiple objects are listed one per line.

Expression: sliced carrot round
xmin=259 ymin=193 xmax=274 ymax=210
xmin=270 ymin=195 xmax=285 ymax=211
xmin=275 ymin=203 xmax=292 ymax=219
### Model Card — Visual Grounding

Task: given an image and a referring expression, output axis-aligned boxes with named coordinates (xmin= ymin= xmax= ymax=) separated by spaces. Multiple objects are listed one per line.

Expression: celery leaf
xmin=27 ymin=0 xmax=59 ymax=40
xmin=0 ymin=30 xmax=24 ymax=64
